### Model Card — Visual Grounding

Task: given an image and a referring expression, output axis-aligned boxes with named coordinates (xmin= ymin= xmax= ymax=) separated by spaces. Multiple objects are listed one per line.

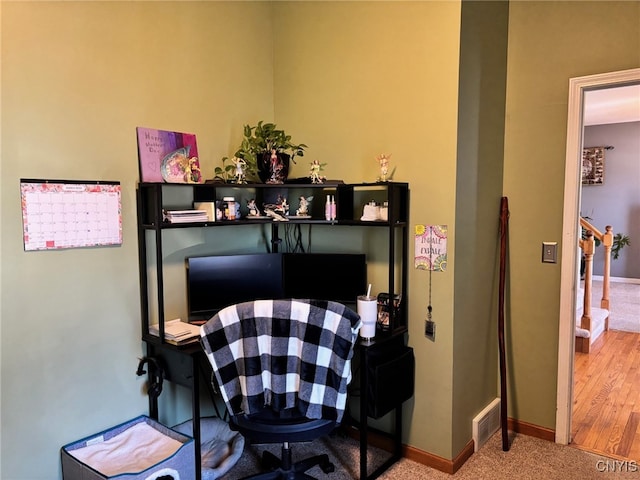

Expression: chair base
xmin=241 ymin=443 xmax=335 ymax=480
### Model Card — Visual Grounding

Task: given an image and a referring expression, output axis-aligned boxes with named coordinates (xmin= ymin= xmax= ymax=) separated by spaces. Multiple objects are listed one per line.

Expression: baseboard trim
xmin=593 ymin=275 xmax=640 ymax=285
xmin=507 ymin=417 xmax=556 ymax=442
xmin=403 ymin=439 xmax=474 ymax=474
xmin=344 ymin=418 xmax=555 ymax=474
xmin=345 ymin=424 xmax=474 ymax=474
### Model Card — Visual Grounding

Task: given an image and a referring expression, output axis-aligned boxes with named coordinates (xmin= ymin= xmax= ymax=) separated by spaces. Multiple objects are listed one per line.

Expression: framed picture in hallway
xmin=582 ymin=146 xmax=605 ymax=185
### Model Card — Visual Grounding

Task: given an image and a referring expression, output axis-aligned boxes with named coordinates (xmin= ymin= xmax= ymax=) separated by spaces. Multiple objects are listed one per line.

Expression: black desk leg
xmin=395 ymin=405 xmax=402 ymax=460
xmin=357 ymin=342 xmax=405 ymax=480
xmin=360 ymin=349 xmax=369 ymax=480
xmin=192 ymin=357 xmax=202 ymax=480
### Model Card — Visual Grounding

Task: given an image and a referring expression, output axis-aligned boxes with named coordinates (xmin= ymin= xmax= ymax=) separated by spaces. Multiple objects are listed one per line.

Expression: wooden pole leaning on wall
xmin=498 ymin=197 xmax=510 ymax=452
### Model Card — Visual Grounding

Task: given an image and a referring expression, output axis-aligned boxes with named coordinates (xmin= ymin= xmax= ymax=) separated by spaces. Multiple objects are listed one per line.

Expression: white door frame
xmin=555 ymin=67 xmax=640 ymax=445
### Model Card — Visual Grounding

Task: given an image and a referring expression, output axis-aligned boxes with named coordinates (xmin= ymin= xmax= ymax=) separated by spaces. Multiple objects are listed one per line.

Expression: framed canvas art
xmin=136 ymin=127 xmax=202 ymax=183
xmin=582 ymin=147 xmax=605 ymax=185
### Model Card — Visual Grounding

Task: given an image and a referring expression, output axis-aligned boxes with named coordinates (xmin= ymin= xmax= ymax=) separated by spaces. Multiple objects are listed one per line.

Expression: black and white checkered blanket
xmin=200 ymin=299 xmax=361 ymax=423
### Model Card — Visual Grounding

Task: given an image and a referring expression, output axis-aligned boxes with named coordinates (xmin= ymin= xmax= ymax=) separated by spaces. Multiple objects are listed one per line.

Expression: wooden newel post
xmin=581 ymin=231 xmax=594 ymax=333
xmin=601 ymin=226 xmax=613 ymax=310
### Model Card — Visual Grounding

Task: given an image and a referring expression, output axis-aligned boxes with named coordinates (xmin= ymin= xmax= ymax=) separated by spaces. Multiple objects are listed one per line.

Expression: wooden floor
xmin=572 ymin=329 xmax=640 ymax=460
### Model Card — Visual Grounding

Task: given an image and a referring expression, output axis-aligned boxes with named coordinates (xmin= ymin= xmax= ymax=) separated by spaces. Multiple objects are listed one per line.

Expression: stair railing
xmin=580 ymin=217 xmax=613 ymax=311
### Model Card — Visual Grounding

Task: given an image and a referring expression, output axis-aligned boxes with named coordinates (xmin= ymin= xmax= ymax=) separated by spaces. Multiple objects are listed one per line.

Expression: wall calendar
xmin=20 ymin=179 xmax=122 ymax=251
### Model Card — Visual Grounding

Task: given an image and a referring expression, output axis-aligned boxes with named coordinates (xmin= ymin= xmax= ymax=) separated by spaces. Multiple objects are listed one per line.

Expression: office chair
xmin=200 ymin=299 xmax=361 ymax=480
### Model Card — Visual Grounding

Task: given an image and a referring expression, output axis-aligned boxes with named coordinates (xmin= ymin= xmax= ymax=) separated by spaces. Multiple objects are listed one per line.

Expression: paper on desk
xmin=149 ymin=318 xmax=200 ymax=340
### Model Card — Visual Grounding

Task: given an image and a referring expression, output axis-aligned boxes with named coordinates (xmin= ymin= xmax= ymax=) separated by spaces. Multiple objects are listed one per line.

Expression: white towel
xmin=68 ymin=422 xmax=183 ymax=476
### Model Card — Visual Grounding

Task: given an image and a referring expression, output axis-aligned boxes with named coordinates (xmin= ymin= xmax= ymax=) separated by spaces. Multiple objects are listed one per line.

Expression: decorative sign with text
xmin=136 ymin=127 xmax=201 ymax=183
xmin=414 ymin=224 xmax=448 ymax=271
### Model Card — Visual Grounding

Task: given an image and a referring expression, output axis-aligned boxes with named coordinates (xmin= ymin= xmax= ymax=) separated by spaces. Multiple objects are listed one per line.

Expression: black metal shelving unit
xmin=136 ymin=180 xmax=411 ymax=480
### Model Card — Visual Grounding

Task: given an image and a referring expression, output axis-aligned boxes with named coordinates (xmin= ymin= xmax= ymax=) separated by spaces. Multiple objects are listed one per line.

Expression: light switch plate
xmin=542 ymin=242 xmax=557 ymax=263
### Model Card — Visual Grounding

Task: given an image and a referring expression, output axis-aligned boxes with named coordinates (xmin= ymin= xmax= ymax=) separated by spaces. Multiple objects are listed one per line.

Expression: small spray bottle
xmin=325 ymin=195 xmax=331 ymax=221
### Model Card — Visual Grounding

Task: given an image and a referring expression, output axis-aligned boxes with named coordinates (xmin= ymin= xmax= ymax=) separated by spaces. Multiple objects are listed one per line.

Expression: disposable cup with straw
xmin=357 ymin=284 xmax=377 ymax=340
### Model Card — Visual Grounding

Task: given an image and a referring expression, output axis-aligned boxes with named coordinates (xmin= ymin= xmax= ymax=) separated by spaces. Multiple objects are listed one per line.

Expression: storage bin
xmin=365 ymin=337 xmax=415 ymax=419
xmin=61 ymin=415 xmax=195 ymax=480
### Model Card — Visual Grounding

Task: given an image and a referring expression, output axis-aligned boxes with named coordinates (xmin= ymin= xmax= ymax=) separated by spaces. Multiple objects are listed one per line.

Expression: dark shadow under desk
xmin=143 ymin=332 xmax=413 ymax=480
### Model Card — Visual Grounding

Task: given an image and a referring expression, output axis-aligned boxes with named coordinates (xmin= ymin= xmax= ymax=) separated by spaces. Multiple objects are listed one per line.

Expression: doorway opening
xmin=556 ymin=68 xmax=640 ymax=448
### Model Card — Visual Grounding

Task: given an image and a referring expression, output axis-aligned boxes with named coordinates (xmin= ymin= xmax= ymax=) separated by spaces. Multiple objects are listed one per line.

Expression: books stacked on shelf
xmin=149 ymin=318 xmax=201 ymax=345
xmin=163 ymin=209 xmax=209 ymax=224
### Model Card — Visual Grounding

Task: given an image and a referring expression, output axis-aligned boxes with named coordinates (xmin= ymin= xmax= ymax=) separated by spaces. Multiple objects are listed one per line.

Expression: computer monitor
xmin=186 ymin=252 xmax=367 ymax=320
xmin=283 ymin=253 xmax=367 ymax=305
xmin=186 ymin=253 xmax=284 ymax=320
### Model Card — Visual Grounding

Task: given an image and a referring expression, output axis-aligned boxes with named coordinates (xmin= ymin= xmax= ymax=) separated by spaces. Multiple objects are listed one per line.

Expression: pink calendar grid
xmin=21 ymin=181 xmax=122 ymax=251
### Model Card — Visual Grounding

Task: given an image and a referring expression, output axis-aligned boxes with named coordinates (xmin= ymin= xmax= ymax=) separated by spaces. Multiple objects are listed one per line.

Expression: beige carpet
xmin=220 ymin=430 xmax=640 ymax=479
xmin=592 ymin=280 xmax=640 ymax=333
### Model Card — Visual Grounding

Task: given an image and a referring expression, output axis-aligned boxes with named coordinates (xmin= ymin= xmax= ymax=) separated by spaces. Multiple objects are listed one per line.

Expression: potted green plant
xmin=218 ymin=121 xmax=308 ymax=184
xmin=580 ymin=216 xmax=630 ymax=277
xmin=612 ymin=232 xmax=631 ymax=260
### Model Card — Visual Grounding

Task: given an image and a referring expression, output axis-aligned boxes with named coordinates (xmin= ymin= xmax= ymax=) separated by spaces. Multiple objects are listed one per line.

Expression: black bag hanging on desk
xmin=366 ymin=336 xmax=415 ymax=419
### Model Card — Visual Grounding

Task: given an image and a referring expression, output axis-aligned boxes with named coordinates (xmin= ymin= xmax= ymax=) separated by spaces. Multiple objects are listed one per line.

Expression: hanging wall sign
xmin=414 ymin=224 xmax=448 ymax=271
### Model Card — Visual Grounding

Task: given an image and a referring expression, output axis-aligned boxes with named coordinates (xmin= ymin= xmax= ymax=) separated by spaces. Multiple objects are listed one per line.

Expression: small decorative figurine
xmin=263 ymin=196 xmax=289 ymax=221
xmin=279 ymin=196 xmax=289 ymax=216
xmin=267 ymin=194 xmax=288 ymax=216
xmin=376 ymin=153 xmax=391 ymax=182
xmin=264 ymin=209 xmax=288 ymax=222
xmin=247 ymin=198 xmax=260 ymax=217
xmin=296 ymin=196 xmax=313 ymax=216
xmin=183 ymin=157 xmax=202 ymax=183
xmin=309 ymin=160 xmax=327 ymax=184
xmin=268 ymin=149 xmax=284 ymax=184
xmin=232 ymin=157 xmax=247 ymax=184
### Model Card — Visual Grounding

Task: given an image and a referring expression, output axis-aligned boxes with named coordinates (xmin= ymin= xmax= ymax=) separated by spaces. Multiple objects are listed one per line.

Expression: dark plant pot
xmin=257 ymin=152 xmax=290 ymax=184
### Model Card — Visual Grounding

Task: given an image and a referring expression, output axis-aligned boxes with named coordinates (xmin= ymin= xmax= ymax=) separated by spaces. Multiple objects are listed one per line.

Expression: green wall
xmin=0 ymin=2 xmax=275 ymax=478
xmin=452 ymin=0 xmax=509 ymax=455
xmin=271 ymin=1 xmax=463 ymax=457
xmin=2 ymin=1 xmax=640 ymax=479
xmin=503 ymin=1 xmax=640 ymax=429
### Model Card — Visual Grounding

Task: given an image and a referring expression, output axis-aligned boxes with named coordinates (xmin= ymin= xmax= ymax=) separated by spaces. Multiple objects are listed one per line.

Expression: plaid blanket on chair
xmin=200 ymin=299 xmax=361 ymax=423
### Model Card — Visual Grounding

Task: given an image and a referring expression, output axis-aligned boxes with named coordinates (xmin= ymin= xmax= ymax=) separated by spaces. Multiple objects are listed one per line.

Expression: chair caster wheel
xmin=261 ymin=450 xmax=281 ymax=470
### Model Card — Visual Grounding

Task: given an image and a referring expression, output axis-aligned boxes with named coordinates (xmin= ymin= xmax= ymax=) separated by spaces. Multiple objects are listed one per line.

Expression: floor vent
xmin=472 ymin=398 xmax=501 ymax=452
